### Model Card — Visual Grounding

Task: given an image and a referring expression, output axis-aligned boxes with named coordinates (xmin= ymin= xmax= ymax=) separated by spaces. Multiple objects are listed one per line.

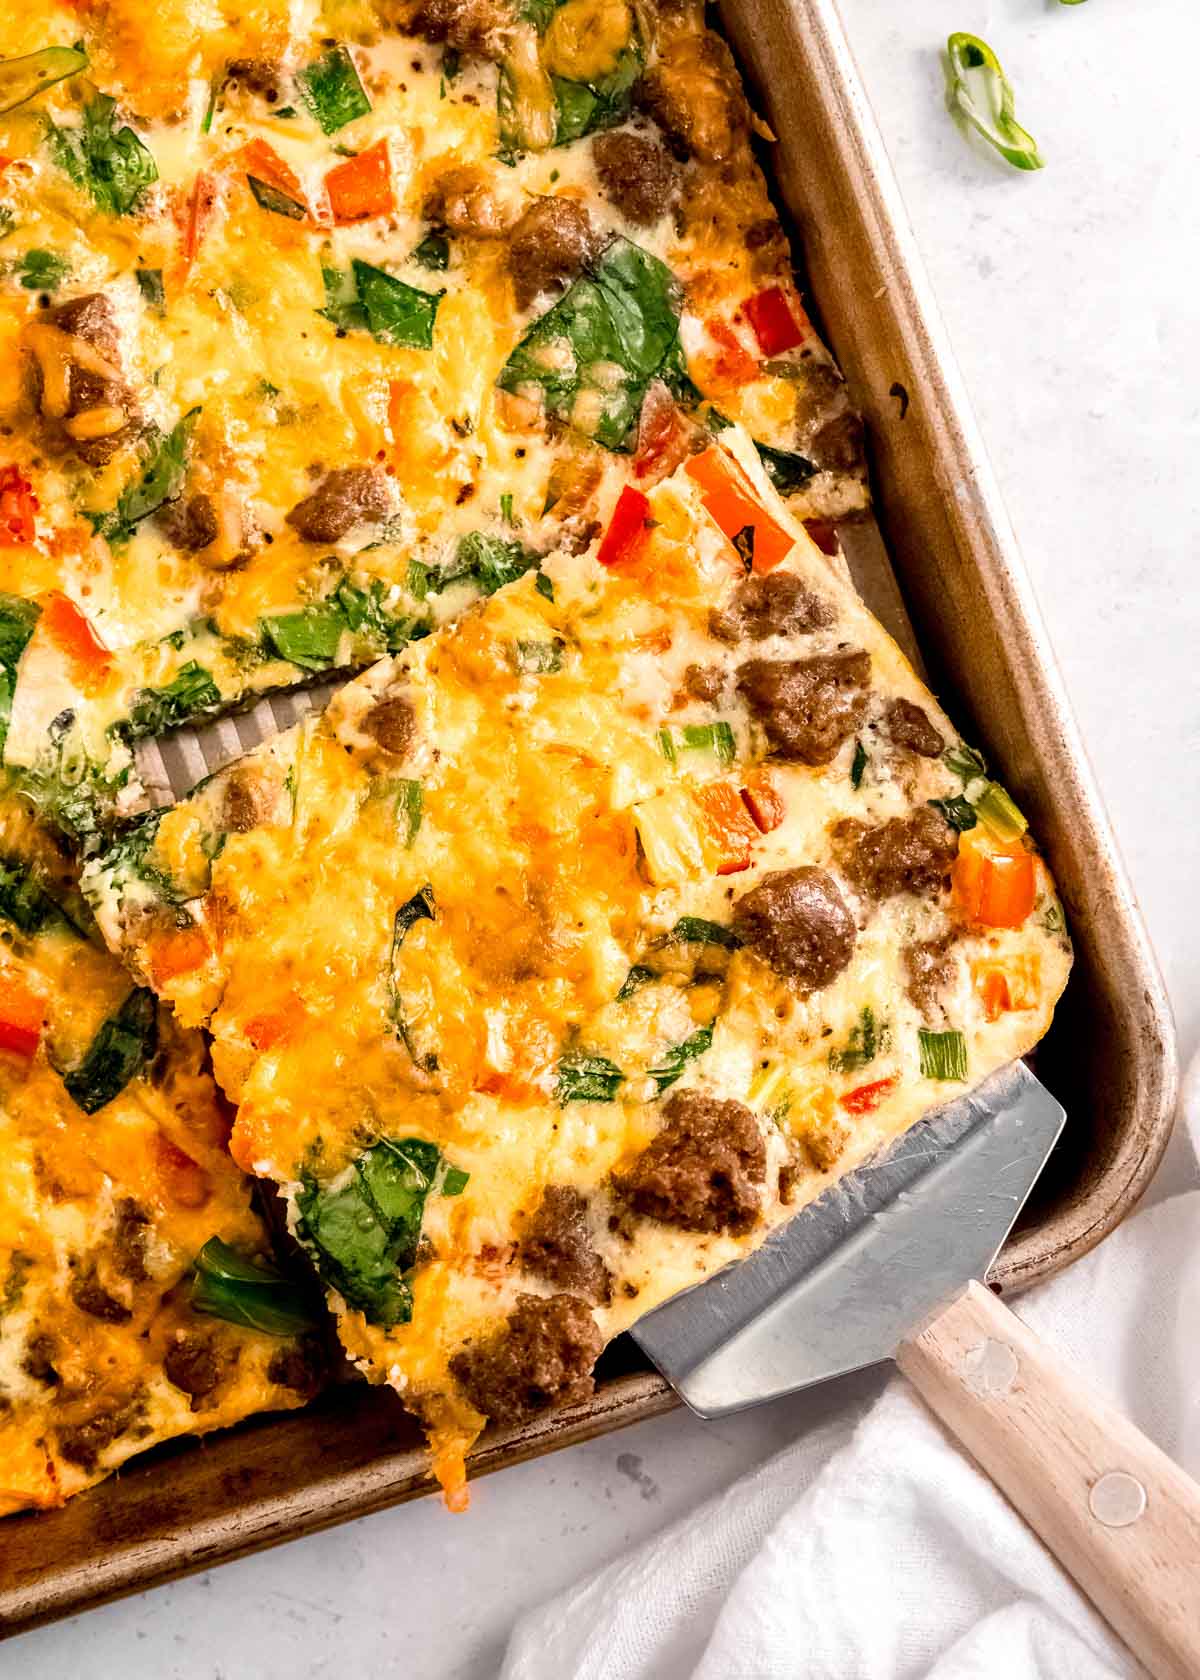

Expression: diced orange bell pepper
xmin=839 ymin=1074 xmax=897 ymax=1115
xmin=744 ymin=285 xmax=808 ymax=356
xmin=686 ymin=447 xmax=794 ymax=574
xmin=180 ymin=170 xmax=219 ymax=270
xmin=953 ymin=831 xmax=1037 ymax=929
xmin=597 ymin=485 xmax=651 ymax=567
xmin=0 ymin=465 xmax=38 ymax=545
xmin=694 ymin=780 xmax=760 ymax=875
xmin=149 ymin=924 xmax=211 ymax=987
xmin=0 ymin=980 xmax=44 ymax=1058
xmin=244 ymin=995 xmax=307 ymax=1050
xmin=325 ymin=140 xmax=395 ymax=224
xmin=972 ymin=954 xmax=1041 ymax=1021
xmin=155 ymin=1131 xmax=211 ymax=1209
xmin=41 ymin=592 xmax=112 ymax=680
xmin=739 ymin=772 xmax=785 ymax=834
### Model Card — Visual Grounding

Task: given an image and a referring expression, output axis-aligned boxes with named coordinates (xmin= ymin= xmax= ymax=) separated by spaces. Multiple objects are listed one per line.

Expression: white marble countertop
xmin=17 ymin=1 xmax=1198 ymax=1673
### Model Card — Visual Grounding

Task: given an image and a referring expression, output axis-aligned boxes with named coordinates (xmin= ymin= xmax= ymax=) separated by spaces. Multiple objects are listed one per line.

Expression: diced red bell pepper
xmin=155 ymin=1131 xmax=211 ymax=1208
xmin=685 ymin=447 xmax=794 ymax=574
xmin=744 ymin=285 xmax=807 ymax=357
xmin=704 ymin=319 xmax=759 ymax=387
xmin=739 ymin=772 xmax=785 ymax=834
xmin=41 ymin=592 xmax=112 ymax=678
xmin=634 ymin=382 xmax=690 ymax=482
xmin=0 ymin=981 xmax=43 ymax=1058
xmin=325 ymin=140 xmax=395 ymax=224
xmin=0 ymin=465 xmax=38 ymax=545
xmin=180 ymin=170 xmax=219 ymax=269
xmin=803 ymin=519 xmax=839 ymax=557
xmin=597 ymin=485 xmax=651 ymax=567
xmin=839 ymin=1074 xmax=897 ymax=1115
xmin=694 ymin=780 xmax=760 ymax=875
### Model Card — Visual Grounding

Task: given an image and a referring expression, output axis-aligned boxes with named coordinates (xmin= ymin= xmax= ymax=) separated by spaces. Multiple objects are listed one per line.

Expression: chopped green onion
xmin=0 ymin=45 xmax=88 ymax=115
xmin=555 ymin=1050 xmax=624 ymax=1104
xmin=975 ymin=781 xmax=1028 ymax=843
xmin=192 ymin=1237 xmax=321 ymax=1336
xmin=944 ymin=741 xmax=987 ymax=782
xmin=850 ymin=740 xmax=867 ymax=790
xmin=658 ymin=722 xmax=736 ymax=767
xmin=929 ymin=795 xmax=977 ymax=832
xmin=946 ymin=32 xmax=1044 ymax=173
xmin=649 ymin=1023 xmax=714 ymax=1094
xmin=500 ymin=492 xmax=514 ymax=525
xmin=828 ymin=1005 xmax=882 ymax=1074
xmin=656 ymin=727 xmax=677 ymax=765
xmin=918 ymin=1028 xmax=968 ymax=1082
xmin=392 ymin=778 xmax=423 ymax=848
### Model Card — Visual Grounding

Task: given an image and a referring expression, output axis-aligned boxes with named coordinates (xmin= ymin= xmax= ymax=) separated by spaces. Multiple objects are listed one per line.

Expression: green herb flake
xmin=850 ymin=740 xmax=867 ymax=789
xmin=918 ymin=1027 xmax=968 ymax=1082
xmin=413 ymin=231 xmax=449 ymax=271
xmin=535 ymin=571 xmax=555 ymax=602
xmin=16 ymin=248 xmax=68 ymax=292
xmin=297 ymin=45 xmax=371 ymax=134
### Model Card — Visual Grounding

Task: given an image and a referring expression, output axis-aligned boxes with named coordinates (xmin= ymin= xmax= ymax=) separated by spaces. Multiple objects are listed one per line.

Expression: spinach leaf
xmin=442 ymin=531 xmax=541 ymax=596
xmin=754 ymin=440 xmax=817 ymax=494
xmin=247 ymin=174 xmax=306 ymax=219
xmin=497 ymin=237 xmax=688 ymax=451
xmin=48 ymin=93 xmax=158 ymax=216
xmin=192 ymin=1237 xmax=323 ymax=1336
xmin=261 ymin=578 xmax=421 ymax=673
xmin=657 ymin=917 xmax=741 ymax=950
xmin=412 ymin=231 xmax=449 ymax=271
xmin=615 ymin=962 xmax=655 ymax=1001
xmin=649 ymin=1022 xmax=714 ymax=1094
xmin=16 ymin=248 xmax=69 ymax=291
xmin=550 ymin=48 xmax=640 ymax=144
xmin=928 ymin=794 xmax=977 ymax=832
xmin=0 ymin=859 xmax=58 ymax=934
xmin=91 ymin=409 xmax=200 ymax=544
xmin=297 ymin=45 xmax=371 ymax=134
xmin=388 ymin=885 xmax=437 ymax=1070
xmin=850 ymin=739 xmax=867 ymax=789
xmin=512 ymin=637 xmax=563 ymax=674
xmin=295 ymin=1136 xmax=464 ymax=1328
xmin=555 ymin=1050 xmax=624 ymax=1103
xmin=0 ymin=45 xmax=88 ymax=116
xmin=135 ymin=266 xmax=165 ymax=313
xmin=321 ymin=259 xmax=443 ymax=349
xmin=63 ymin=987 xmax=157 ymax=1113
xmin=120 ymin=660 xmax=221 ymax=741
xmin=0 ymin=593 xmax=40 ymax=758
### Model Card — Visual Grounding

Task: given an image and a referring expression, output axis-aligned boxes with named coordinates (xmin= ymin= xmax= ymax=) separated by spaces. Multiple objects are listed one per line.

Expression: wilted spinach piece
xmin=16 ymin=248 xmax=68 ymax=292
xmin=657 ymin=917 xmax=741 ymax=950
xmin=512 ymin=637 xmax=563 ymax=674
xmin=63 ymin=987 xmax=157 ymax=1113
xmin=261 ymin=577 xmax=422 ymax=673
xmin=388 ymin=885 xmax=437 ymax=1070
xmin=295 ymin=1136 xmax=466 ymax=1328
xmin=47 ymin=92 xmax=158 ymax=217
xmin=441 ymin=531 xmax=541 ymax=596
xmin=412 ymin=231 xmax=449 ymax=271
xmin=928 ymin=794 xmax=977 ymax=832
xmin=297 ymin=45 xmax=371 ymax=134
xmin=0 ymin=593 xmax=40 ymax=758
xmin=321 ymin=259 xmax=443 ymax=349
xmin=0 ymin=860 xmax=58 ymax=934
xmin=754 ymin=440 xmax=817 ymax=494
xmin=135 ymin=266 xmax=165 ymax=313
xmin=649 ymin=1023 xmax=714 ymax=1094
xmin=550 ymin=48 xmax=640 ymax=144
xmin=90 ymin=409 xmax=200 ymax=544
xmin=555 ymin=1050 xmax=624 ymax=1103
xmin=192 ymin=1237 xmax=323 ymax=1336
xmin=120 ymin=660 xmax=221 ymax=741
xmin=247 ymin=174 xmax=306 ymax=219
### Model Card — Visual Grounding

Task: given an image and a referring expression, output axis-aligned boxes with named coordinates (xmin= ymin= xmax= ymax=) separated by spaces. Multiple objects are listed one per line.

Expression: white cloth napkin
xmin=502 ymin=1057 xmax=1200 ymax=1680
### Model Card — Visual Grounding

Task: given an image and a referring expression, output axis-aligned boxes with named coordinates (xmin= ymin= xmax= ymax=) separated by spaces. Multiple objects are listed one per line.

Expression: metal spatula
xmin=633 ymin=1062 xmax=1200 ymax=1679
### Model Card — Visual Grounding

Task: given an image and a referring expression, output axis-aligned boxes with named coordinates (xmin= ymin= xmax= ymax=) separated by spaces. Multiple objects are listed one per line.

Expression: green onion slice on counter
xmin=946 ymin=32 xmax=1044 ymax=172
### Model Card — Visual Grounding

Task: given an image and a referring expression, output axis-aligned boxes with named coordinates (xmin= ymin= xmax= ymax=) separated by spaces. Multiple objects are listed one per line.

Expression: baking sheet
xmin=0 ymin=0 xmax=1177 ymax=1635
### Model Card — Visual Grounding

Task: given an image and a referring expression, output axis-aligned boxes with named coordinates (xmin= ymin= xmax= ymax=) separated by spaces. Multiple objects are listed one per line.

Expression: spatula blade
xmin=632 ymin=1060 xmax=1065 ymax=1419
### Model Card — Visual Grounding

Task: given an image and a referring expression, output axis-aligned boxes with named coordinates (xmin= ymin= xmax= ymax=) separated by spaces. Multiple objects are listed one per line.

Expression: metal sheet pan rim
xmin=0 ymin=0 xmax=1177 ymax=1635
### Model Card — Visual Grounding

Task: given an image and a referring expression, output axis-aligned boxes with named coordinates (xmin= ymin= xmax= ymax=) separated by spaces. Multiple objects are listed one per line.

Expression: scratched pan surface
xmin=0 ymin=0 xmax=1177 ymax=1636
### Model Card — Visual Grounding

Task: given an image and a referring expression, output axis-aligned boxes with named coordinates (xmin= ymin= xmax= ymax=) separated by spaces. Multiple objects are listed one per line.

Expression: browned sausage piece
xmin=682 ymin=663 xmax=725 ymax=703
xmin=21 ymin=1333 xmax=60 ymax=1387
xmin=591 ymin=130 xmax=681 ymax=227
xmin=422 ymin=164 xmax=510 ymax=237
xmin=808 ymin=412 xmax=865 ymax=475
xmin=638 ymin=31 xmax=750 ymax=163
xmin=112 ymin=1197 xmax=150 ymax=1283
xmin=267 ymin=1337 xmax=329 ymax=1400
xmin=519 ymin=1186 xmax=610 ymax=1303
xmin=709 ymin=572 xmax=836 ymax=644
xmin=226 ymin=57 xmax=283 ymax=100
xmin=361 ymin=694 xmax=417 ymax=759
xmin=508 ymin=198 xmax=600 ymax=312
xmin=732 ymin=866 xmax=856 ymax=991
xmin=737 ymin=650 xmax=870 ymax=766
xmin=220 ymin=767 xmax=275 ymax=833
xmin=69 ymin=1271 xmax=131 ymax=1325
xmin=393 ymin=0 xmax=515 ymax=58
xmin=25 ymin=293 xmax=137 ymax=466
xmin=286 ymin=467 xmax=395 ymax=544
xmin=55 ymin=1399 xmax=143 ymax=1472
xmin=157 ymin=492 xmax=219 ymax=553
xmin=163 ymin=1334 xmax=222 ymax=1404
xmin=834 ymin=806 xmax=959 ymax=902
xmin=904 ymin=931 xmax=958 ymax=1018
xmin=885 ymin=697 xmax=944 ymax=759
xmin=617 ymin=1089 xmax=765 ymax=1235
xmin=449 ymin=1292 xmax=602 ymax=1424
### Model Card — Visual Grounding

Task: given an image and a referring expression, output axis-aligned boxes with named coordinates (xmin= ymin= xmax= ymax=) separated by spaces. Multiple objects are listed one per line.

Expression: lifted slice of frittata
xmin=84 ymin=431 xmax=1069 ymax=1507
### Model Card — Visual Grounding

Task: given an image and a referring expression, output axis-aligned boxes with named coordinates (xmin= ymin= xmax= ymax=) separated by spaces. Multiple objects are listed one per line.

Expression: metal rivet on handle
xmin=1089 ymin=1470 xmax=1147 ymax=1528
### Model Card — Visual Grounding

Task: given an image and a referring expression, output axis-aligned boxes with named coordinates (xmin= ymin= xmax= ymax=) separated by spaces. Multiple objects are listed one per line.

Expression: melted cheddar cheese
xmin=85 ymin=436 xmax=1071 ymax=1503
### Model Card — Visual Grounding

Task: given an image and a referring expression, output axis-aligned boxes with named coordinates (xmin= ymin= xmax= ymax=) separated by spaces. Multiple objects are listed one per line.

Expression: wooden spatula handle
xmin=897 ymin=1280 xmax=1200 ymax=1680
